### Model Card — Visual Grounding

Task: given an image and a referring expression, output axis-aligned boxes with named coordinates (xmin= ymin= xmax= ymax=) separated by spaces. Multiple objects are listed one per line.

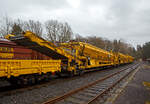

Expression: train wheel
xmin=16 ymin=79 xmax=22 ymax=85
xmin=36 ymin=75 xmax=42 ymax=83
xmin=9 ymin=78 xmax=20 ymax=86
xmin=44 ymin=73 xmax=51 ymax=82
xmin=22 ymin=78 xmax=28 ymax=85
xmin=79 ymin=70 xmax=84 ymax=76
xmin=35 ymin=76 xmax=40 ymax=83
xmin=32 ymin=77 xmax=36 ymax=84
xmin=28 ymin=76 xmax=36 ymax=85
xmin=56 ymin=72 xmax=62 ymax=77
xmin=47 ymin=73 xmax=52 ymax=80
xmin=69 ymin=71 xmax=74 ymax=77
xmin=15 ymin=77 xmax=28 ymax=86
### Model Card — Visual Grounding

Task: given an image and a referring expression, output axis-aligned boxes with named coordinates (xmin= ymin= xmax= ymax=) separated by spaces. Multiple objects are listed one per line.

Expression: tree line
xmin=75 ymin=34 xmax=136 ymax=57
xmin=136 ymin=42 xmax=150 ymax=60
xmin=0 ymin=16 xmax=138 ymax=58
xmin=0 ymin=16 xmax=73 ymax=43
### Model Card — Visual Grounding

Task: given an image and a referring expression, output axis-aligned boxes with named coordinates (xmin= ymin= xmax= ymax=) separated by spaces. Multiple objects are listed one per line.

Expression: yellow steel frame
xmin=60 ymin=42 xmax=115 ymax=68
xmin=0 ymin=53 xmax=14 ymax=58
xmin=0 ymin=60 xmax=61 ymax=78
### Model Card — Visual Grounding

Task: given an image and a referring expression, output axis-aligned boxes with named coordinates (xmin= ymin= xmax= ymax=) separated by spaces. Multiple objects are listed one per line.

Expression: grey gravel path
xmin=115 ymin=62 xmax=150 ymax=104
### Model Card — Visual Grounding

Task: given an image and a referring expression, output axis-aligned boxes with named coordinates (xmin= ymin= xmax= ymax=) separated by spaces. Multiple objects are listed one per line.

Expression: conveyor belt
xmin=9 ymin=36 xmax=68 ymax=60
xmin=8 ymin=31 xmax=81 ymax=64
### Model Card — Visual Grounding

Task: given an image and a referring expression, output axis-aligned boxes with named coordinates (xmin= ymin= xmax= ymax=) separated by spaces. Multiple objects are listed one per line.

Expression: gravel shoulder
xmin=114 ymin=62 xmax=150 ymax=104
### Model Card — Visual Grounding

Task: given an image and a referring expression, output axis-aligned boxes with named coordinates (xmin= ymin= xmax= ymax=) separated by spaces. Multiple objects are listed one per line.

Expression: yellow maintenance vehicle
xmin=6 ymin=31 xmax=83 ymax=76
xmin=6 ymin=31 xmax=134 ymax=75
xmin=3 ymin=31 xmax=134 ymax=85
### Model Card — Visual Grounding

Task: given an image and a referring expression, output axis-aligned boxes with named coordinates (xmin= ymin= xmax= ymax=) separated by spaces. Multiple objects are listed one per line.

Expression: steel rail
xmin=85 ymin=64 xmax=137 ymax=104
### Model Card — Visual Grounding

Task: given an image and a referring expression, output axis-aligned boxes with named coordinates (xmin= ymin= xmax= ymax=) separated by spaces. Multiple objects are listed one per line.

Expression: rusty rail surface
xmin=85 ymin=64 xmax=138 ymax=104
xmin=42 ymin=63 xmax=139 ymax=104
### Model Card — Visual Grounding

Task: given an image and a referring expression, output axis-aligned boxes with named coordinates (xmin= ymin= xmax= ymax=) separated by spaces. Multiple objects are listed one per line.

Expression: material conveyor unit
xmin=8 ymin=32 xmax=67 ymax=60
xmin=6 ymin=31 xmax=83 ymax=73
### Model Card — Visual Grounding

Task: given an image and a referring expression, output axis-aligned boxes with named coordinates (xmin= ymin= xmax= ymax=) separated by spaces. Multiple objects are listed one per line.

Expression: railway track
xmin=0 ymin=64 xmax=129 ymax=97
xmin=42 ymin=63 xmax=139 ymax=104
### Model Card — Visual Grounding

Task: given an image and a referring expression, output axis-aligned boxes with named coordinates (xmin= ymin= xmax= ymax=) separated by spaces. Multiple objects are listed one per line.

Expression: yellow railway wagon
xmin=117 ymin=53 xmax=132 ymax=64
xmin=112 ymin=52 xmax=120 ymax=66
xmin=60 ymin=42 xmax=134 ymax=68
xmin=127 ymin=55 xmax=134 ymax=63
xmin=0 ymin=60 xmax=61 ymax=78
xmin=60 ymin=42 xmax=115 ymax=69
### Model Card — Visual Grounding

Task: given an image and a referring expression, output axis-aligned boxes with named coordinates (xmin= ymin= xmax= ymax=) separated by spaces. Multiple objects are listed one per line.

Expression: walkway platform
xmin=115 ymin=62 xmax=150 ymax=104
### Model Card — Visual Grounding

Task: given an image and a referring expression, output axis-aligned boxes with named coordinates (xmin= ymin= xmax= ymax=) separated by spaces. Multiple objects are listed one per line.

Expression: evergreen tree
xmin=142 ymin=42 xmax=150 ymax=59
xmin=11 ymin=23 xmax=22 ymax=35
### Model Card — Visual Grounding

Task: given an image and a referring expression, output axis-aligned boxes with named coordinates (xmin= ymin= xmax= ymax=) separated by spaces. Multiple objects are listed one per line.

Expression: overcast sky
xmin=0 ymin=0 xmax=150 ymax=47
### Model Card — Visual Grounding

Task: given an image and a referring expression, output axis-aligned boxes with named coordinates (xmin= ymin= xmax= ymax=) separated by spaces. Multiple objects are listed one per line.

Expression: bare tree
xmin=113 ymin=39 xmax=121 ymax=52
xmin=45 ymin=20 xmax=58 ymax=43
xmin=14 ymin=19 xmax=25 ymax=30
xmin=45 ymin=20 xmax=73 ymax=43
xmin=0 ymin=16 xmax=13 ymax=37
xmin=75 ymin=33 xmax=87 ymax=42
xmin=87 ymin=36 xmax=105 ymax=49
xmin=24 ymin=20 xmax=43 ymax=36
xmin=103 ymin=39 xmax=113 ymax=51
xmin=59 ymin=22 xmax=73 ymax=42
